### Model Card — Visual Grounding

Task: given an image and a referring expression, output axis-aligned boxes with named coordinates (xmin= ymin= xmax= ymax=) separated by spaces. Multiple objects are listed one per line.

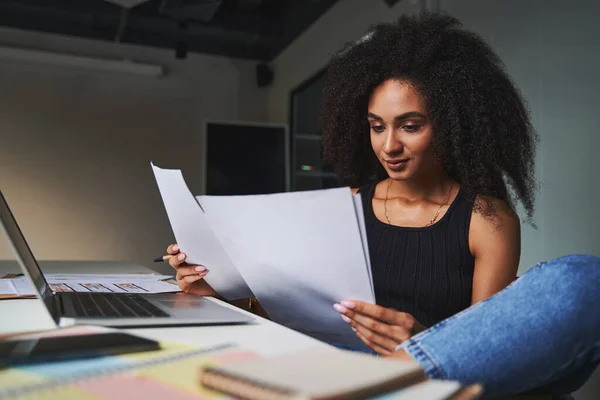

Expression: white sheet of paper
xmin=151 ymin=163 xmax=253 ymax=299
xmin=0 ymin=279 xmax=17 ymax=295
xmin=198 ymin=187 xmax=374 ymax=346
xmin=109 ymin=281 xmax=181 ymax=293
xmin=11 ymin=277 xmax=35 ymax=295
xmin=2 ymin=276 xmax=181 ymax=294
xmin=44 ymin=274 xmax=173 ymax=282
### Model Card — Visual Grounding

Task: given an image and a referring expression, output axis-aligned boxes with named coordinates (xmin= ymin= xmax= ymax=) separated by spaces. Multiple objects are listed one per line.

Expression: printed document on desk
xmin=198 ymin=187 xmax=375 ymax=346
xmin=151 ymin=163 xmax=253 ymax=300
xmin=1 ymin=275 xmax=181 ymax=295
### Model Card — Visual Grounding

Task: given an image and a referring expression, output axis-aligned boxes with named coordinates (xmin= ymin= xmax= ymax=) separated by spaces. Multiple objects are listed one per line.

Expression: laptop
xmin=0 ymin=190 xmax=254 ymax=328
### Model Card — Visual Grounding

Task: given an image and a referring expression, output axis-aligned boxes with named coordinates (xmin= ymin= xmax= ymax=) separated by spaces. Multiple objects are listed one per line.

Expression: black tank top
xmin=359 ymin=181 xmax=475 ymax=327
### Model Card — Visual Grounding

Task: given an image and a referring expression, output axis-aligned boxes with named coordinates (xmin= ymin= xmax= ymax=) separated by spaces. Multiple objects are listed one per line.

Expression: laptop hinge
xmin=52 ymin=293 xmax=65 ymax=321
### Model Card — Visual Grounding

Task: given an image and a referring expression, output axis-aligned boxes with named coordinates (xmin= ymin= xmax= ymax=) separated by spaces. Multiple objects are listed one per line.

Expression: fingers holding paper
xmin=166 ymin=244 xmax=210 ymax=294
xmin=333 ymin=300 xmax=426 ymax=356
xmin=167 ymin=244 xmax=187 ymax=268
xmin=166 ymin=243 xmax=180 ymax=257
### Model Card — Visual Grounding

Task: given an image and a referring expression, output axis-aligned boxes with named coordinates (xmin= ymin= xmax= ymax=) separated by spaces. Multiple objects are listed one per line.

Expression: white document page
xmin=0 ymin=279 xmax=17 ymax=295
xmin=198 ymin=187 xmax=374 ymax=346
xmin=44 ymin=274 xmax=173 ymax=282
xmin=151 ymin=163 xmax=253 ymax=299
xmin=60 ymin=281 xmax=180 ymax=294
xmin=11 ymin=276 xmax=35 ymax=295
xmin=5 ymin=276 xmax=181 ymax=294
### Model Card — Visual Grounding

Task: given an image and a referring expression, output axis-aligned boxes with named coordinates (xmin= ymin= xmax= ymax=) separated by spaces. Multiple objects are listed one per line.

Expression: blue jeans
xmin=397 ymin=254 xmax=600 ymax=398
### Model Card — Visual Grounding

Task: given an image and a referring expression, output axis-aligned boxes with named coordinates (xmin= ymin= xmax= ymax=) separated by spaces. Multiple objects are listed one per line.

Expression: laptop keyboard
xmin=62 ymin=293 xmax=170 ymax=318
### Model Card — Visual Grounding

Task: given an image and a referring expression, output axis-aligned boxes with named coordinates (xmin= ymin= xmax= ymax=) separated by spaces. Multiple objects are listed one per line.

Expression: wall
xmin=0 ymin=27 xmax=267 ymax=274
xmin=266 ymin=0 xmax=422 ymax=124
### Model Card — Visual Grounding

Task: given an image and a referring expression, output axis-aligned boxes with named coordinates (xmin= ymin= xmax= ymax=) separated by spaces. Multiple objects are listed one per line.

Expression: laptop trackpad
xmin=155 ymin=298 xmax=238 ymax=318
xmin=149 ymin=295 xmax=250 ymax=321
xmin=158 ymin=300 xmax=206 ymax=309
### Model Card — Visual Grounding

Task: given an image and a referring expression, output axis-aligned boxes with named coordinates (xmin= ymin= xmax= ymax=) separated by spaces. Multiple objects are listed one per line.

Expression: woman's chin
xmin=385 ymin=169 xmax=412 ymax=181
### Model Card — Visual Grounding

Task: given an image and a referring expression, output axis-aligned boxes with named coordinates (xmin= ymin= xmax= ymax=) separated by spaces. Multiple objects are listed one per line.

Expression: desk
xmin=0 ymin=260 xmax=326 ymax=357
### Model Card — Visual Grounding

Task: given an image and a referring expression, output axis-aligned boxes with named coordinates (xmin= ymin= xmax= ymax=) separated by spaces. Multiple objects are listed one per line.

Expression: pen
xmin=153 ymin=255 xmax=174 ymax=263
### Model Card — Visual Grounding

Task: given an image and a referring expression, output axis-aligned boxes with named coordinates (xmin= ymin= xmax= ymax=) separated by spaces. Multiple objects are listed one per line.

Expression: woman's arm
xmin=469 ymin=197 xmax=521 ymax=304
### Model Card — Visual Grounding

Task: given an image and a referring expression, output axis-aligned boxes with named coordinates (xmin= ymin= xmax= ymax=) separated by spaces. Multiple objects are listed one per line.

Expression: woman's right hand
xmin=166 ymin=244 xmax=213 ymax=295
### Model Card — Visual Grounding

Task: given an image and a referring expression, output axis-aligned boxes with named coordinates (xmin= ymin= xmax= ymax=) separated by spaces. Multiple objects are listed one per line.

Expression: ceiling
xmin=0 ymin=0 xmax=341 ymax=61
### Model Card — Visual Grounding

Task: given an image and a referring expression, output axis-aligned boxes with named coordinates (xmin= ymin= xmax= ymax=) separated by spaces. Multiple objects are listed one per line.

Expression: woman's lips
xmin=385 ymin=159 xmax=409 ymax=170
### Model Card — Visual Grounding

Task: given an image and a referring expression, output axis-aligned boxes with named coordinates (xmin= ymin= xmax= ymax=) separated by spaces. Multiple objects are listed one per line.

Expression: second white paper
xmin=198 ymin=187 xmax=374 ymax=346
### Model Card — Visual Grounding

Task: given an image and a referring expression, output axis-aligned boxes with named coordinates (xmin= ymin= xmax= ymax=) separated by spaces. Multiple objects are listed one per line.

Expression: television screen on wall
xmin=205 ymin=122 xmax=289 ymax=195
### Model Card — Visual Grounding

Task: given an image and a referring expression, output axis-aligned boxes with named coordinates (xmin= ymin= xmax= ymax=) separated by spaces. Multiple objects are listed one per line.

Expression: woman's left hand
xmin=333 ymin=300 xmax=427 ymax=356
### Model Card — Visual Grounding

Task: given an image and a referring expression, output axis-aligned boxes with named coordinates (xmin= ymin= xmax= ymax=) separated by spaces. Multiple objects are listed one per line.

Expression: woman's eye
xmin=403 ymin=124 xmax=422 ymax=133
xmin=370 ymin=125 xmax=386 ymax=133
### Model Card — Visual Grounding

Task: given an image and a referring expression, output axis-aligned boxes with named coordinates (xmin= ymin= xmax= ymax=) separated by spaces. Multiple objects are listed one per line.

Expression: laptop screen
xmin=0 ymin=191 xmax=51 ymax=301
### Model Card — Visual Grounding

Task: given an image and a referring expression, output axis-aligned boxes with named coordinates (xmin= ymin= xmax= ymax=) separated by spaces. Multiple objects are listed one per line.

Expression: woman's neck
xmin=387 ymin=167 xmax=453 ymax=201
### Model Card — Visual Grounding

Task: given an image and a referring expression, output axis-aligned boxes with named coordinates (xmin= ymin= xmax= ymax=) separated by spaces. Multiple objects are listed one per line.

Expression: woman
xmin=166 ymin=13 xmax=599 ymax=398
xmin=323 ymin=10 xmax=531 ymax=338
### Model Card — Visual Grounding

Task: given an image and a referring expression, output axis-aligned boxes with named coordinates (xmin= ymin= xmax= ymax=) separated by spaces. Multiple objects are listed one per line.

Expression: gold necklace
xmin=384 ymin=179 xmax=454 ymax=227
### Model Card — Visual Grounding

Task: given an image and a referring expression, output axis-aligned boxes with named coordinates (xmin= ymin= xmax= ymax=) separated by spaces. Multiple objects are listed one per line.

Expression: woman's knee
xmin=542 ymin=254 xmax=600 ymax=321
xmin=525 ymin=254 xmax=600 ymax=306
xmin=544 ymin=254 xmax=600 ymax=282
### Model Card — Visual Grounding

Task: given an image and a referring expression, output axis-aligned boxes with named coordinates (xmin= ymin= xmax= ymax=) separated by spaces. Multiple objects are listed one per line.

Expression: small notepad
xmin=198 ymin=347 xmax=430 ymax=400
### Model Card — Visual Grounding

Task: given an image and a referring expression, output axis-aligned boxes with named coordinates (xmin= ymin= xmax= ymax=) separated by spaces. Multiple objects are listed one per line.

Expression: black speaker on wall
xmin=256 ymin=63 xmax=274 ymax=88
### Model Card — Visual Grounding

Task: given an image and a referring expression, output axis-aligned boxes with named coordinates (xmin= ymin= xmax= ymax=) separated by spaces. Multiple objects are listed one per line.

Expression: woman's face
xmin=368 ymin=79 xmax=436 ymax=181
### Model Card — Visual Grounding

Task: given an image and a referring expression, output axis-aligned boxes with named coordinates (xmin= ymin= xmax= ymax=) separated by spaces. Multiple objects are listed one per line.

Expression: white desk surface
xmin=0 ymin=260 xmax=326 ymax=357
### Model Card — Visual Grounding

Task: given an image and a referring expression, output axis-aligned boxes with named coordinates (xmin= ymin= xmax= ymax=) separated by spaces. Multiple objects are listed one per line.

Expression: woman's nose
xmin=383 ymin=132 xmax=403 ymax=154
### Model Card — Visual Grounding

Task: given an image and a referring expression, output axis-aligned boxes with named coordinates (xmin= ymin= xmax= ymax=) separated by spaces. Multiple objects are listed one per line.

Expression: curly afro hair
xmin=321 ymin=12 xmax=537 ymax=222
